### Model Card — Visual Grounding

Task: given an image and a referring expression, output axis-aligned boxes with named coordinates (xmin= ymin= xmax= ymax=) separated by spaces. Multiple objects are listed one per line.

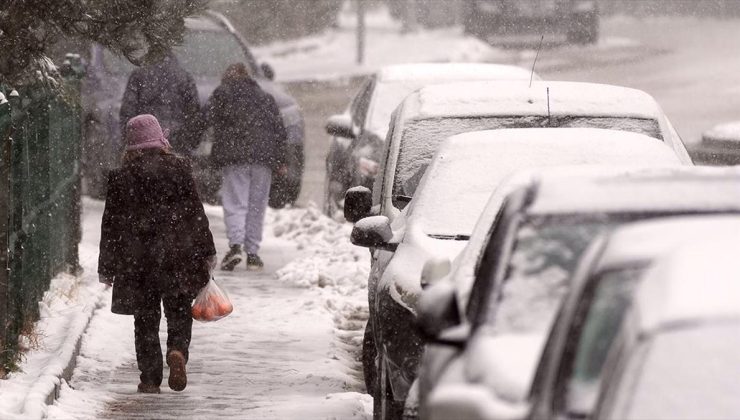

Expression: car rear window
xmin=392 ymin=116 xmax=663 ymax=206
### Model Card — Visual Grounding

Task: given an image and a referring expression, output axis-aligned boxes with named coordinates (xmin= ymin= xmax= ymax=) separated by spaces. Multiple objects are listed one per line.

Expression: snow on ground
xmin=269 ymin=204 xmax=371 ymax=396
xmin=254 ymin=5 xmax=505 ymax=82
xmin=37 ymin=200 xmax=372 ymax=419
xmin=0 ymin=198 xmax=108 ymax=420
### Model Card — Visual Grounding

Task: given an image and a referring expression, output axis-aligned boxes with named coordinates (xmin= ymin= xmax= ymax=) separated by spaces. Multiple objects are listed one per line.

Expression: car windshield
xmin=486 ymin=215 xmax=616 ymax=334
xmin=392 ymin=116 xmax=663 ymax=205
xmin=564 ymin=267 xmax=645 ymax=417
xmin=103 ymin=30 xmax=252 ymax=78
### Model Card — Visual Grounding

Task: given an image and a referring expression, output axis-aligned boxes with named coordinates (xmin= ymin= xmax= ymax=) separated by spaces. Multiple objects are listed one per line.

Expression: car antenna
xmin=529 ymin=35 xmax=544 ymax=88
xmin=547 ymin=87 xmax=552 ymax=125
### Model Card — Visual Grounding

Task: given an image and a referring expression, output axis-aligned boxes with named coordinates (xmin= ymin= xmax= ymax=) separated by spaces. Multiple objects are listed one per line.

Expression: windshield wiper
xmin=428 ymin=234 xmax=471 ymax=241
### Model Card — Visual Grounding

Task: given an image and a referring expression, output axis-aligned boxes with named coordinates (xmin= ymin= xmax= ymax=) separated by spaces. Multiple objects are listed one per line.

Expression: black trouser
xmin=133 ymin=293 xmax=194 ymax=386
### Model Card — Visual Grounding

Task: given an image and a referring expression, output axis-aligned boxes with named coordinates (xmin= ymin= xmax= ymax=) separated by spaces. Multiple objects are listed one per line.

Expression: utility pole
xmin=356 ymin=0 xmax=365 ymax=65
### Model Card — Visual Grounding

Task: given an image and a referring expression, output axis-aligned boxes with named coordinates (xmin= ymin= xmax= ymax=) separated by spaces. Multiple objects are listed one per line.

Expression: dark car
xmin=463 ymin=0 xmax=599 ymax=45
xmin=81 ymin=11 xmax=304 ymax=206
xmin=415 ymin=167 xmax=740 ymax=420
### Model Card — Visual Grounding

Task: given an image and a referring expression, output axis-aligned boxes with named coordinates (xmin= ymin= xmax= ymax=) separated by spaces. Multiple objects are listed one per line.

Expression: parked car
xmin=596 ymin=236 xmax=740 ymax=420
xmin=415 ymin=166 xmax=740 ymax=420
xmin=418 ymin=215 xmax=740 ymax=420
xmin=345 ymin=80 xmax=692 ymax=226
xmin=81 ymin=10 xmax=304 ymax=206
xmin=462 ymin=0 xmax=600 ymax=45
xmin=323 ymin=63 xmax=536 ymax=217
xmin=351 ymin=128 xmax=682 ymax=420
xmin=528 ymin=216 xmax=740 ymax=420
xmin=692 ymin=121 xmax=740 ymax=165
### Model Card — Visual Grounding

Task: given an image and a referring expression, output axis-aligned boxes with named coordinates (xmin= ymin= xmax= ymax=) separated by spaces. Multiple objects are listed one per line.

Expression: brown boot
xmin=137 ymin=383 xmax=161 ymax=394
xmin=166 ymin=350 xmax=187 ymax=392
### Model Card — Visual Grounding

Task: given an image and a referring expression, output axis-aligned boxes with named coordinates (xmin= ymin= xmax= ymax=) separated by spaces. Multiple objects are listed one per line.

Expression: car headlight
xmin=358 ymin=157 xmax=379 ymax=177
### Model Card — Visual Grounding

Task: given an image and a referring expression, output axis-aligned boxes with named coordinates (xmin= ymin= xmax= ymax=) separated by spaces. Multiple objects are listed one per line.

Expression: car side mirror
xmin=344 ymin=186 xmax=372 ymax=223
xmin=417 ymin=280 xmax=462 ymax=342
xmin=261 ymin=62 xmax=275 ymax=80
xmin=421 ymin=257 xmax=451 ymax=290
xmin=326 ymin=114 xmax=355 ymax=139
xmin=350 ymin=216 xmax=397 ymax=251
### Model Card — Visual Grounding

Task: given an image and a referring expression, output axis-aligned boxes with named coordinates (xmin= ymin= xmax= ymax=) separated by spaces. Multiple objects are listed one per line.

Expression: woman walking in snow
xmin=98 ymin=114 xmax=216 ymax=394
xmin=204 ymin=63 xmax=288 ymax=271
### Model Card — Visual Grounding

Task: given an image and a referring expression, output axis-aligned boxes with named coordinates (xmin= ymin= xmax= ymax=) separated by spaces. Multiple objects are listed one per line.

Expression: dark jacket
xmin=120 ymin=55 xmax=203 ymax=154
xmin=205 ymin=77 xmax=288 ymax=169
xmin=98 ymin=152 xmax=216 ymax=314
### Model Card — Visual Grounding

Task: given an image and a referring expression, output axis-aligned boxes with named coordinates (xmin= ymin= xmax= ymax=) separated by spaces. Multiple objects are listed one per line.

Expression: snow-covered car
xmin=343 ymin=80 xmax=692 ymax=225
xmin=415 ymin=167 xmax=740 ymax=420
xmin=463 ymin=0 xmax=599 ymax=45
xmin=527 ymin=215 xmax=740 ymax=420
xmin=693 ymin=121 xmax=740 ymax=165
xmin=596 ymin=234 xmax=740 ymax=419
xmin=350 ymin=128 xmax=682 ymax=420
xmin=323 ymin=63 xmax=536 ymax=217
xmin=82 ymin=11 xmax=304 ymax=206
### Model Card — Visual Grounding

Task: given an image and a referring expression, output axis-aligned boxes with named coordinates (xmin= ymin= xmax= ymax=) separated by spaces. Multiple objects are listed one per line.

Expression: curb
xmin=21 ymin=287 xmax=107 ymax=419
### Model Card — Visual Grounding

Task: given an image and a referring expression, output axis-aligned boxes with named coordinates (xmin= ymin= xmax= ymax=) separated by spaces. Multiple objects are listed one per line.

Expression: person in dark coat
xmin=98 ymin=114 xmax=216 ymax=394
xmin=204 ymin=63 xmax=288 ymax=271
xmin=119 ymin=51 xmax=203 ymax=154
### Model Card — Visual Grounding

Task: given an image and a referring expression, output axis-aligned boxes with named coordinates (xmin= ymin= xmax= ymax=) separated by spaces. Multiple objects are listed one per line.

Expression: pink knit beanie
xmin=125 ymin=114 xmax=171 ymax=151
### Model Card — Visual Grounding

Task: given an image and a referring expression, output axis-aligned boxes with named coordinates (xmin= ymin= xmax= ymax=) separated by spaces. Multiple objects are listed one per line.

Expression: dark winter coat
xmin=120 ymin=55 xmax=203 ymax=154
xmin=205 ymin=77 xmax=288 ymax=169
xmin=98 ymin=152 xmax=216 ymax=315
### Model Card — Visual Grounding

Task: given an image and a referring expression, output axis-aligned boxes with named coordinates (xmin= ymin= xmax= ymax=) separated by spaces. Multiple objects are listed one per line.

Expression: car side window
xmin=350 ymin=77 xmax=376 ymax=129
xmin=552 ymin=268 xmax=643 ymax=418
xmin=466 ymin=195 xmax=523 ymax=324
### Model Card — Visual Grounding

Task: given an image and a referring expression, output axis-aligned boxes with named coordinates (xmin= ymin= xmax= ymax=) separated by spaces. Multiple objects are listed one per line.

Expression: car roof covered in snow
xmin=529 ymin=166 xmax=740 ymax=215
xmin=633 ymin=233 xmax=740 ymax=334
xmin=376 ymin=63 xmax=536 ymax=84
xmin=452 ymin=165 xmax=740 ymax=310
xmin=593 ymin=216 xmax=740 ymax=273
xmin=400 ymin=81 xmax=664 ymax=122
xmin=408 ymin=128 xmax=681 ymax=237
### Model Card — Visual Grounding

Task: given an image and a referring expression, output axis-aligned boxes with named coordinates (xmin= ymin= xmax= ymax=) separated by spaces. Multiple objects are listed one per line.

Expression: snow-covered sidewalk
xmin=41 ymin=201 xmax=371 ymax=419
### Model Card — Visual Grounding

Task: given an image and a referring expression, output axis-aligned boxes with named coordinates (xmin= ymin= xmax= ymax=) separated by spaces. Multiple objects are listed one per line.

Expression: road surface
xmin=290 ymin=16 xmax=740 ymax=207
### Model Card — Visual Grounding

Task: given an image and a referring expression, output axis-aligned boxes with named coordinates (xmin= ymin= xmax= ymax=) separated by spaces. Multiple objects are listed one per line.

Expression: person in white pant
xmin=204 ymin=63 xmax=288 ymax=271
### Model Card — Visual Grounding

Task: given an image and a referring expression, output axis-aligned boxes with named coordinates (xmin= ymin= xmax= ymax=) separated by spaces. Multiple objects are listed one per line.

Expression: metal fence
xmin=0 ymin=62 xmax=83 ymax=373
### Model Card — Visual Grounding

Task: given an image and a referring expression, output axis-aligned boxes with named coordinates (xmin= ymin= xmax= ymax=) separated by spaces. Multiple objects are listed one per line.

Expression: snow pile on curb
xmin=0 ymin=274 xmax=107 ymax=420
xmin=270 ymin=204 xmax=371 ymax=391
xmin=0 ymin=198 xmax=108 ymax=420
